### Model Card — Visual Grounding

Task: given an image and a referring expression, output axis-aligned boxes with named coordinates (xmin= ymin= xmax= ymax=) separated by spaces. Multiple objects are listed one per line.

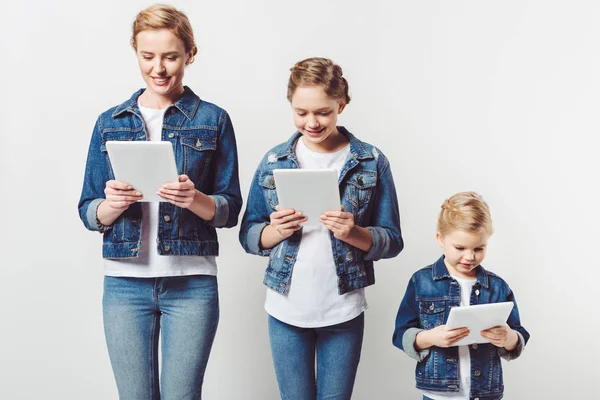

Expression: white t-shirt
xmin=103 ymin=103 xmax=217 ymax=277
xmin=264 ymin=138 xmax=368 ymax=328
xmin=422 ymin=275 xmax=476 ymax=400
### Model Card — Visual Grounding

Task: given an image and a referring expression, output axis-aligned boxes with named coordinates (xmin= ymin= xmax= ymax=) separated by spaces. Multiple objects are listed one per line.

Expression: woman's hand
xmin=320 ymin=206 xmax=355 ymax=240
xmin=415 ymin=325 xmax=470 ymax=350
xmin=158 ymin=174 xmax=196 ymax=208
xmin=481 ymin=324 xmax=519 ymax=350
xmin=104 ymin=180 xmax=143 ymax=210
xmin=270 ymin=205 xmax=307 ymax=239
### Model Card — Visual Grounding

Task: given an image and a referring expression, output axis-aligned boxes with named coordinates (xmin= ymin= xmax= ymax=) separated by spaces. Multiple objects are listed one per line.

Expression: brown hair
xmin=287 ymin=57 xmax=351 ymax=104
xmin=437 ymin=192 xmax=493 ymax=235
xmin=131 ymin=4 xmax=198 ymax=63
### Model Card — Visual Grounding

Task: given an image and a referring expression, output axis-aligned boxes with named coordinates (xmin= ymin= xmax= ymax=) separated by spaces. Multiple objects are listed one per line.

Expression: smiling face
xmin=436 ymin=229 xmax=490 ymax=279
xmin=290 ymin=85 xmax=346 ymax=152
xmin=135 ymin=28 xmax=191 ymax=106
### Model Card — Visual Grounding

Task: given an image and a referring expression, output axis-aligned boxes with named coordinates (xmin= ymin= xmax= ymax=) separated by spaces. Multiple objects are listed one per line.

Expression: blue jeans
xmin=103 ymin=275 xmax=219 ymax=400
xmin=268 ymin=313 xmax=364 ymax=400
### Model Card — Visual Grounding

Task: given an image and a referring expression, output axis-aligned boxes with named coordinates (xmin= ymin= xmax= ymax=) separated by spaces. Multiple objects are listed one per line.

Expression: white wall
xmin=1 ymin=0 xmax=598 ymax=398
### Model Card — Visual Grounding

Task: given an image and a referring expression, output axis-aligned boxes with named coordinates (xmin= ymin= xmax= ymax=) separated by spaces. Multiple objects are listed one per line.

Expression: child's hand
xmin=320 ymin=205 xmax=355 ymax=240
xmin=415 ymin=325 xmax=470 ymax=350
xmin=481 ymin=324 xmax=519 ymax=351
xmin=269 ymin=205 xmax=307 ymax=239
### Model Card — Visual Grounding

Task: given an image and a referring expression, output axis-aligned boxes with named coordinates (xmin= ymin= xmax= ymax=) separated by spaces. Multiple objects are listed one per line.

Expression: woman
xmin=78 ymin=5 xmax=241 ymax=399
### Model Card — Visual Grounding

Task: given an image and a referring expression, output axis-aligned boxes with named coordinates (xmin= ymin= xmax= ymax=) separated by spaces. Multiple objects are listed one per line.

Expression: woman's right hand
xmin=104 ymin=180 xmax=143 ymax=210
xmin=415 ymin=325 xmax=470 ymax=350
xmin=259 ymin=205 xmax=307 ymax=249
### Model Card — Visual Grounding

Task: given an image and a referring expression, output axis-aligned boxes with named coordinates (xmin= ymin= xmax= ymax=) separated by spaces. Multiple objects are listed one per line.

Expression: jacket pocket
xmin=258 ymin=172 xmax=278 ymax=210
xmin=419 ymin=300 xmax=446 ymax=329
xmin=181 ymin=136 xmax=216 ymax=184
xmin=344 ymin=170 xmax=377 ymax=219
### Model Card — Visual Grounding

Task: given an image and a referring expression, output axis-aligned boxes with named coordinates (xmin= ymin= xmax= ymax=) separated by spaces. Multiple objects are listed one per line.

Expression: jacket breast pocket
xmin=258 ymin=172 xmax=278 ymax=210
xmin=419 ymin=300 xmax=446 ymax=330
xmin=181 ymin=136 xmax=216 ymax=184
xmin=344 ymin=171 xmax=377 ymax=216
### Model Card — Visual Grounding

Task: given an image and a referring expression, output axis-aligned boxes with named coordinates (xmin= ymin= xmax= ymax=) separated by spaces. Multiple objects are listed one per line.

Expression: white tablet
xmin=273 ymin=169 xmax=340 ymax=226
xmin=106 ymin=141 xmax=178 ymax=202
xmin=445 ymin=301 xmax=514 ymax=346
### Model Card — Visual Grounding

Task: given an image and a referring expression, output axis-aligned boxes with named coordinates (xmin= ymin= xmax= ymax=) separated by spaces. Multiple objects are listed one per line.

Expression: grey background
xmin=1 ymin=0 xmax=597 ymax=398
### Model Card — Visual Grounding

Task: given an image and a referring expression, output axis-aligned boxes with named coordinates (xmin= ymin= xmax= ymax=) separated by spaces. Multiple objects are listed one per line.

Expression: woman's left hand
xmin=320 ymin=206 xmax=355 ymax=240
xmin=481 ymin=324 xmax=519 ymax=350
xmin=158 ymin=174 xmax=196 ymax=208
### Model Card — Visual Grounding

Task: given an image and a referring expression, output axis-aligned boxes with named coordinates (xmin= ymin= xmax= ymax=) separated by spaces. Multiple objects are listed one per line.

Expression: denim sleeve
xmin=498 ymin=286 xmax=530 ymax=361
xmin=239 ymin=163 xmax=272 ymax=257
xmin=78 ymin=117 xmax=110 ymax=232
xmin=205 ymin=111 xmax=242 ymax=228
xmin=393 ymin=277 xmax=430 ymax=362
xmin=364 ymin=154 xmax=404 ymax=261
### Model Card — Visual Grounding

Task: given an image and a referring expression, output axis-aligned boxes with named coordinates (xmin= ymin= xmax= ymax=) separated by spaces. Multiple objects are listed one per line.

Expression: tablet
xmin=273 ymin=169 xmax=340 ymax=226
xmin=445 ymin=301 xmax=514 ymax=346
xmin=106 ymin=141 xmax=178 ymax=202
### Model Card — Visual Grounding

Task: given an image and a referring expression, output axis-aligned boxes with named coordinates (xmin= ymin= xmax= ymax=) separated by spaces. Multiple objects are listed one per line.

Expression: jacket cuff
xmin=498 ymin=331 xmax=525 ymax=361
xmin=364 ymin=226 xmax=386 ymax=261
xmin=403 ymin=328 xmax=430 ymax=362
xmin=86 ymin=198 xmax=107 ymax=232
xmin=246 ymin=222 xmax=272 ymax=256
xmin=207 ymin=195 xmax=229 ymax=227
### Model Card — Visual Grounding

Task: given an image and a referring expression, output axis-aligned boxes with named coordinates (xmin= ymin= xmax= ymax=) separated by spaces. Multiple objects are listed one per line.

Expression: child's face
xmin=436 ymin=229 xmax=490 ymax=279
xmin=290 ymin=85 xmax=346 ymax=151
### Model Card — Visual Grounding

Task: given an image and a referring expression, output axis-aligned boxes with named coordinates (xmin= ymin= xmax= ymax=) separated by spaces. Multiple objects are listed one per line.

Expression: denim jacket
xmin=239 ymin=127 xmax=403 ymax=295
xmin=393 ymin=256 xmax=530 ymax=400
xmin=78 ymin=86 xmax=242 ymax=258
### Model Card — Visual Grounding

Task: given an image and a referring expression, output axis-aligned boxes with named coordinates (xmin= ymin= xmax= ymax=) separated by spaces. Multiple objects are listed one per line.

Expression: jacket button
xmin=474 ymin=398 xmax=479 ymax=400
xmin=170 ymin=108 xmax=177 ymax=114
xmin=163 ymin=215 xmax=171 ymax=222
xmin=474 ymin=370 xmax=481 ymax=377
xmin=472 ymin=344 xmax=478 ymax=349
xmin=168 ymin=132 xmax=175 ymax=139
xmin=429 ymin=303 xmax=435 ymax=310
xmin=164 ymin=245 xmax=171 ymax=252
xmin=269 ymin=177 xmax=275 ymax=186
xmin=357 ymin=176 xmax=363 ymax=185
xmin=475 ymin=289 xmax=480 ymax=295
xmin=336 ymin=256 xmax=343 ymax=264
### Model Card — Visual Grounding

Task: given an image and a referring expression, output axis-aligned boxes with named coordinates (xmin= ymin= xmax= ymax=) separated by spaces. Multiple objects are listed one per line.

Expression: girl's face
xmin=290 ymin=85 xmax=346 ymax=152
xmin=135 ymin=29 xmax=191 ymax=104
xmin=436 ymin=229 xmax=490 ymax=279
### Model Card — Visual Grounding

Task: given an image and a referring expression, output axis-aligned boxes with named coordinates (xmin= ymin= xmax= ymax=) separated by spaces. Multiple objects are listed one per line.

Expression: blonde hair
xmin=287 ymin=57 xmax=351 ymax=104
xmin=131 ymin=4 xmax=198 ymax=63
xmin=437 ymin=192 xmax=493 ymax=235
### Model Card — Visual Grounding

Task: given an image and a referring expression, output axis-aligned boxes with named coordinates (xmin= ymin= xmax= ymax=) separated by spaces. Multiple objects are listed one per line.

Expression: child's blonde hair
xmin=287 ymin=57 xmax=351 ymax=104
xmin=437 ymin=192 xmax=493 ymax=235
xmin=130 ymin=4 xmax=198 ymax=63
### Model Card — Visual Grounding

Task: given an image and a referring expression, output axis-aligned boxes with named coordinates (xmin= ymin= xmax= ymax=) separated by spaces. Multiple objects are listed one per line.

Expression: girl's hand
xmin=481 ymin=324 xmax=519 ymax=350
xmin=104 ymin=180 xmax=143 ymax=210
xmin=416 ymin=325 xmax=470 ymax=350
xmin=269 ymin=205 xmax=307 ymax=239
xmin=158 ymin=174 xmax=196 ymax=208
xmin=320 ymin=206 xmax=355 ymax=239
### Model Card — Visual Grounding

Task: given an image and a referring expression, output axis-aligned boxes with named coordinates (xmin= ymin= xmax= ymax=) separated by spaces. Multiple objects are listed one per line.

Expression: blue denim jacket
xmin=78 ymin=87 xmax=242 ymax=258
xmin=239 ymin=127 xmax=403 ymax=295
xmin=393 ymin=256 xmax=530 ymax=400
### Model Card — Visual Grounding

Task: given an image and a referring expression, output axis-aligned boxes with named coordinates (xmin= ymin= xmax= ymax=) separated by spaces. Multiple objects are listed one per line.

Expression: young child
xmin=239 ymin=57 xmax=403 ymax=399
xmin=393 ymin=192 xmax=529 ymax=400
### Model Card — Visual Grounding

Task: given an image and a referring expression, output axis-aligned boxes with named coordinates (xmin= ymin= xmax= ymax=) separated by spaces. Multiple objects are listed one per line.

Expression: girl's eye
xmin=475 ymin=248 xmax=484 ymax=252
xmin=166 ymin=57 xmax=177 ymax=61
xmin=455 ymin=247 xmax=464 ymax=250
xmin=297 ymin=112 xmax=307 ymax=117
xmin=143 ymin=56 xmax=152 ymax=60
xmin=319 ymin=112 xmax=331 ymax=116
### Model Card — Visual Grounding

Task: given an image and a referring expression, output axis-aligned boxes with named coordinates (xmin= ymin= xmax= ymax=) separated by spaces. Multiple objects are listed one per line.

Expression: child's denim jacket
xmin=239 ymin=127 xmax=403 ymax=295
xmin=78 ymin=87 xmax=242 ymax=258
xmin=393 ymin=256 xmax=530 ymax=400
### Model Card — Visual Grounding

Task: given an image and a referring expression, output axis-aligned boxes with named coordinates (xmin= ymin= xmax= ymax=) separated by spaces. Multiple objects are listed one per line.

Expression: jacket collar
xmin=111 ymin=86 xmax=200 ymax=120
xmin=432 ymin=255 xmax=490 ymax=288
xmin=272 ymin=126 xmax=373 ymax=160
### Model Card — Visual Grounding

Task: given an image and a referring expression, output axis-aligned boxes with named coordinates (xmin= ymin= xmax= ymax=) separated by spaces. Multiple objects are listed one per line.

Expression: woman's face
xmin=135 ymin=29 xmax=191 ymax=103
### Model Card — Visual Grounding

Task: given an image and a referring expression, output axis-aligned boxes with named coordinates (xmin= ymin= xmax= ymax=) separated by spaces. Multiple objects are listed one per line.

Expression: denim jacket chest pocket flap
xmin=180 ymin=134 xmax=217 ymax=184
xmin=344 ymin=170 xmax=377 ymax=210
xmin=419 ymin=300 xmax=446 ymax=329
xmin=258 ymin=171 xmax=278 ymax=209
